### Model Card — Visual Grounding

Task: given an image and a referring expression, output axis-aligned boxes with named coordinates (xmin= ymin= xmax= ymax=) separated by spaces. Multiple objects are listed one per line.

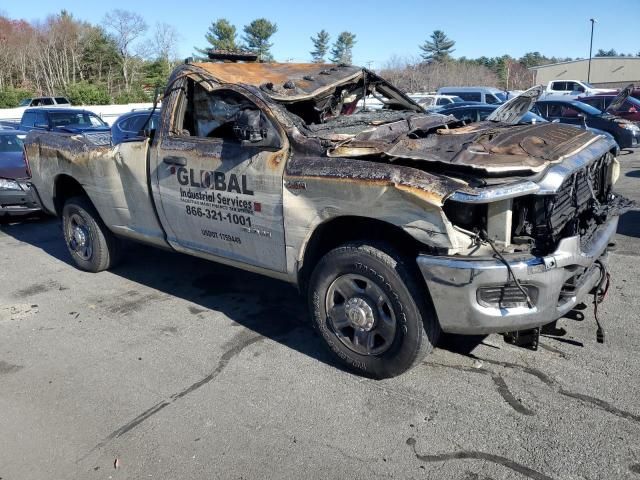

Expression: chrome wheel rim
xmin=325 ymin=273 xmax=397 ymax=355
xmin=67 ymin=213 xmax=93 ymax=261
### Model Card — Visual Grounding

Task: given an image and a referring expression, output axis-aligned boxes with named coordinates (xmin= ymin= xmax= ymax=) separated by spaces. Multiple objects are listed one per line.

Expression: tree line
xmin=1 ymin=10 xmax=637 ymax=107
xmin=0 ymin=9 xmax=179 ymax=107
xmin=385 ymin=30 xmax=640 ymax=92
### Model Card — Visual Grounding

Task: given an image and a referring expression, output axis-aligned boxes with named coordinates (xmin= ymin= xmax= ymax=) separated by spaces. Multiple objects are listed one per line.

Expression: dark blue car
xmin=19 ymin=108 xmax=110 ymax=134
xmin=19 ymin=108 xmax=112 ymax=146
xmin=111 ymin=110 xmax=160 ymax=145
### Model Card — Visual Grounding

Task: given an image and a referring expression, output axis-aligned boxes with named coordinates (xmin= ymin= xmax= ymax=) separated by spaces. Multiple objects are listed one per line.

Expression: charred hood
xmin=326 ymin=116 xmax=603 ymax=176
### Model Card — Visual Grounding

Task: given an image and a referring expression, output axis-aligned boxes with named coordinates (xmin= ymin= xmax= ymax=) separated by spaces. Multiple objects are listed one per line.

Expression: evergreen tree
xmin=519 ymin=51 xmax=550 ymax=68
xmin=329 ymin=31 xmax=356 ymax=64
xmin=242 ymin=18 xmax=277 ymax=62
xmin=595 ymin=48 xmax=618 ymax=57
xmin=195 ymin=18 xmax=238 ymax=56
xmin=310 ymin=30 xmax=330 ymax=63
xmin=419 ymin=30 xmax=455 ymax=62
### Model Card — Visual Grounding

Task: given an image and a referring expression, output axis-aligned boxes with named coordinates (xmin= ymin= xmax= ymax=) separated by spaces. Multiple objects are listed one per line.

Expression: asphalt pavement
xmin=1 ymin=150 xmax=640 ymax=480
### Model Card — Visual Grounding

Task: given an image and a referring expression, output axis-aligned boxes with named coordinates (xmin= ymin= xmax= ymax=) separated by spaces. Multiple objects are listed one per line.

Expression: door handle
xmin=163 ymin=156 xmax=187 ymax=166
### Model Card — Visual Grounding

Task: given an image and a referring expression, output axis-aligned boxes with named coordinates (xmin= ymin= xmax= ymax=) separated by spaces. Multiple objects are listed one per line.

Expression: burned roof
xmin=190 ymin=62 xmax=362 ymax=102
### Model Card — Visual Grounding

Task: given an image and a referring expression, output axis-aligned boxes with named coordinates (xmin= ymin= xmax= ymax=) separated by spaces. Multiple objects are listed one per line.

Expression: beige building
xmin=530 ymin=57 xmax=640 ymax=88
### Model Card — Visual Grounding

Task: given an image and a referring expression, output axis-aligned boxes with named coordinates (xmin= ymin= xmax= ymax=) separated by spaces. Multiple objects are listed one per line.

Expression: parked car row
xmin=0 ymin=106 xmax=160 ymax=221
xmin=432 ymin=84 xmax=639 ymax=150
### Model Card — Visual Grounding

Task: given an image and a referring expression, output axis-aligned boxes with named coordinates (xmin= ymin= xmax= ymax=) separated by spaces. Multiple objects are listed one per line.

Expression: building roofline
xmin=529 ymin=56 xmax=640 ymax=70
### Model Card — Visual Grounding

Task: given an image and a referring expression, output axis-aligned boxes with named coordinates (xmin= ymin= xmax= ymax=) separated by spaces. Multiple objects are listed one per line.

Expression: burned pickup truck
xmin=25 ymin=56 xmax=630 ymax=378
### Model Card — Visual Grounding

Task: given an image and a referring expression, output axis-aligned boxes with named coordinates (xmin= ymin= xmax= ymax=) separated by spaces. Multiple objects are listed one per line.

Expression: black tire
xmin=62 ymin=196 xmax=121 ymax=272
xmin=308 ymin=241 xmax=440 ymax=379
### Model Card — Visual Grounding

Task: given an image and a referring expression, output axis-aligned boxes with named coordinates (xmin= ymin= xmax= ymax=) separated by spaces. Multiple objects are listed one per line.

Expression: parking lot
xmin=0 ymin=151 xmax=639 ymax=480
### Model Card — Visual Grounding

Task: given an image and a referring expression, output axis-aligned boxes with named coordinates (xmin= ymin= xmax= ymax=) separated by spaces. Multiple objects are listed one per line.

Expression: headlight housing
xmin=0 ymin=178 xmax=21 ymax=191
xmin=443 ymin=199 xmax=487 ymax=232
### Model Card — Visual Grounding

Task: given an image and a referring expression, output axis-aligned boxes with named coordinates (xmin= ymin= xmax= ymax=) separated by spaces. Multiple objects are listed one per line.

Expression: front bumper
xmin=0 ymin=181 xmax=40 ymax=217
xmin=417 ymin=216 xmax=618 ymax=335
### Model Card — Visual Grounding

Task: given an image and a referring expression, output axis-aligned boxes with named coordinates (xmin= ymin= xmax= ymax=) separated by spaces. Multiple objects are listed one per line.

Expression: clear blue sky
xmin=1 ymin=0 xmax=637 ymax=67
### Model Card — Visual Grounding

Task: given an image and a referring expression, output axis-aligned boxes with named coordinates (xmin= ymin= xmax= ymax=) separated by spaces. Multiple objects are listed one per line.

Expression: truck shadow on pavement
xmin=0 ymin=217 xmax=342 ymax=372
xmin=617 ymin=210 xmax=640 ymax=238
xmin=2 ymin=216 xmax=504 ymax=373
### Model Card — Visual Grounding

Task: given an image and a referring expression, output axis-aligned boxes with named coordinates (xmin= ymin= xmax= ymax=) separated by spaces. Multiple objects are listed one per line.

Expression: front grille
xmin=512 ymin=152 xmax=614 ymax=254
xmin=547 ymin=156 xmax=609 ymax=238
xmin=477 ymin=284 xmax=538 ymax=308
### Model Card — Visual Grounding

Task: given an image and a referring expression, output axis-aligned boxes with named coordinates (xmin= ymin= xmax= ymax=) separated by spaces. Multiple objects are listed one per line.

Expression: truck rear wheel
xmin=308 ymin=241 xmax=440 ymax=378
xmin=62 ymin=196 xmax=121 ymax=272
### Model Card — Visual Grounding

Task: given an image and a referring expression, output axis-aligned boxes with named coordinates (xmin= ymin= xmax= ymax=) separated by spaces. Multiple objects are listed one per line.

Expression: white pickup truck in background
xmin=542 ymin=80 xmax=617 ymax=99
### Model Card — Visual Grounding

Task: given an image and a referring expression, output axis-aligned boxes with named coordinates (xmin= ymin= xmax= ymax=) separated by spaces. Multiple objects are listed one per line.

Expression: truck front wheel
xmin=308 ymin=241 xmax=440 ymax=378
xmin=62 ymin=196 xmax=121 ymax=272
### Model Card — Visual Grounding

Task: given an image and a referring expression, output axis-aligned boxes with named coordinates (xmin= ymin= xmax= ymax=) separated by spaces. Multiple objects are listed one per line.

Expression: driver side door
xmin=152 ymin=78 xmax=288 ymax=272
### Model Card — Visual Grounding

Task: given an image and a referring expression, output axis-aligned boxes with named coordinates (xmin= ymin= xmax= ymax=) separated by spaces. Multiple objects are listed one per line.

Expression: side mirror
xmin=552 ymin=119 xmax=561 ymax=123
xmin=233 ymin=109 xmax=267 ymax=143
xmin=137 ymin=128 xmax=156 ymax=140
xmin=233 ymin=109 xmax=282 ymax=150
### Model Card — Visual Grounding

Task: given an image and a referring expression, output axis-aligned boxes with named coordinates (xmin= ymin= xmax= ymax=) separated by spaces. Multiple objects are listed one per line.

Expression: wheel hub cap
xmin=71 ymin=225 xmax=87 ymax=249
xmin=345 ymin=297 xmax=375 ymax=331
xmin=325 ymin=273 xmax=397 ymax=356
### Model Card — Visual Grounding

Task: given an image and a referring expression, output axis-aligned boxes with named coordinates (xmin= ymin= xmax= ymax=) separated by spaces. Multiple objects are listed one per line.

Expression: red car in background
xmin=580 ymin=93 xmax=640 ymax=123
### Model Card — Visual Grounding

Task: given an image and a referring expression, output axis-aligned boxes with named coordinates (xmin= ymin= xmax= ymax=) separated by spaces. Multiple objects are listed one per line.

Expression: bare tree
xmin=379 ymin=56 xmax=499 ymax=93
xmin=34 ymin=12 xmax=88 ymax=93
xmin=152 ymin=22 xmax=179 ymax=67
xmin=504 ymin=60 xmax=534 ymax=90
xmin=102 ymin=9 xmax=147 ymax=91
